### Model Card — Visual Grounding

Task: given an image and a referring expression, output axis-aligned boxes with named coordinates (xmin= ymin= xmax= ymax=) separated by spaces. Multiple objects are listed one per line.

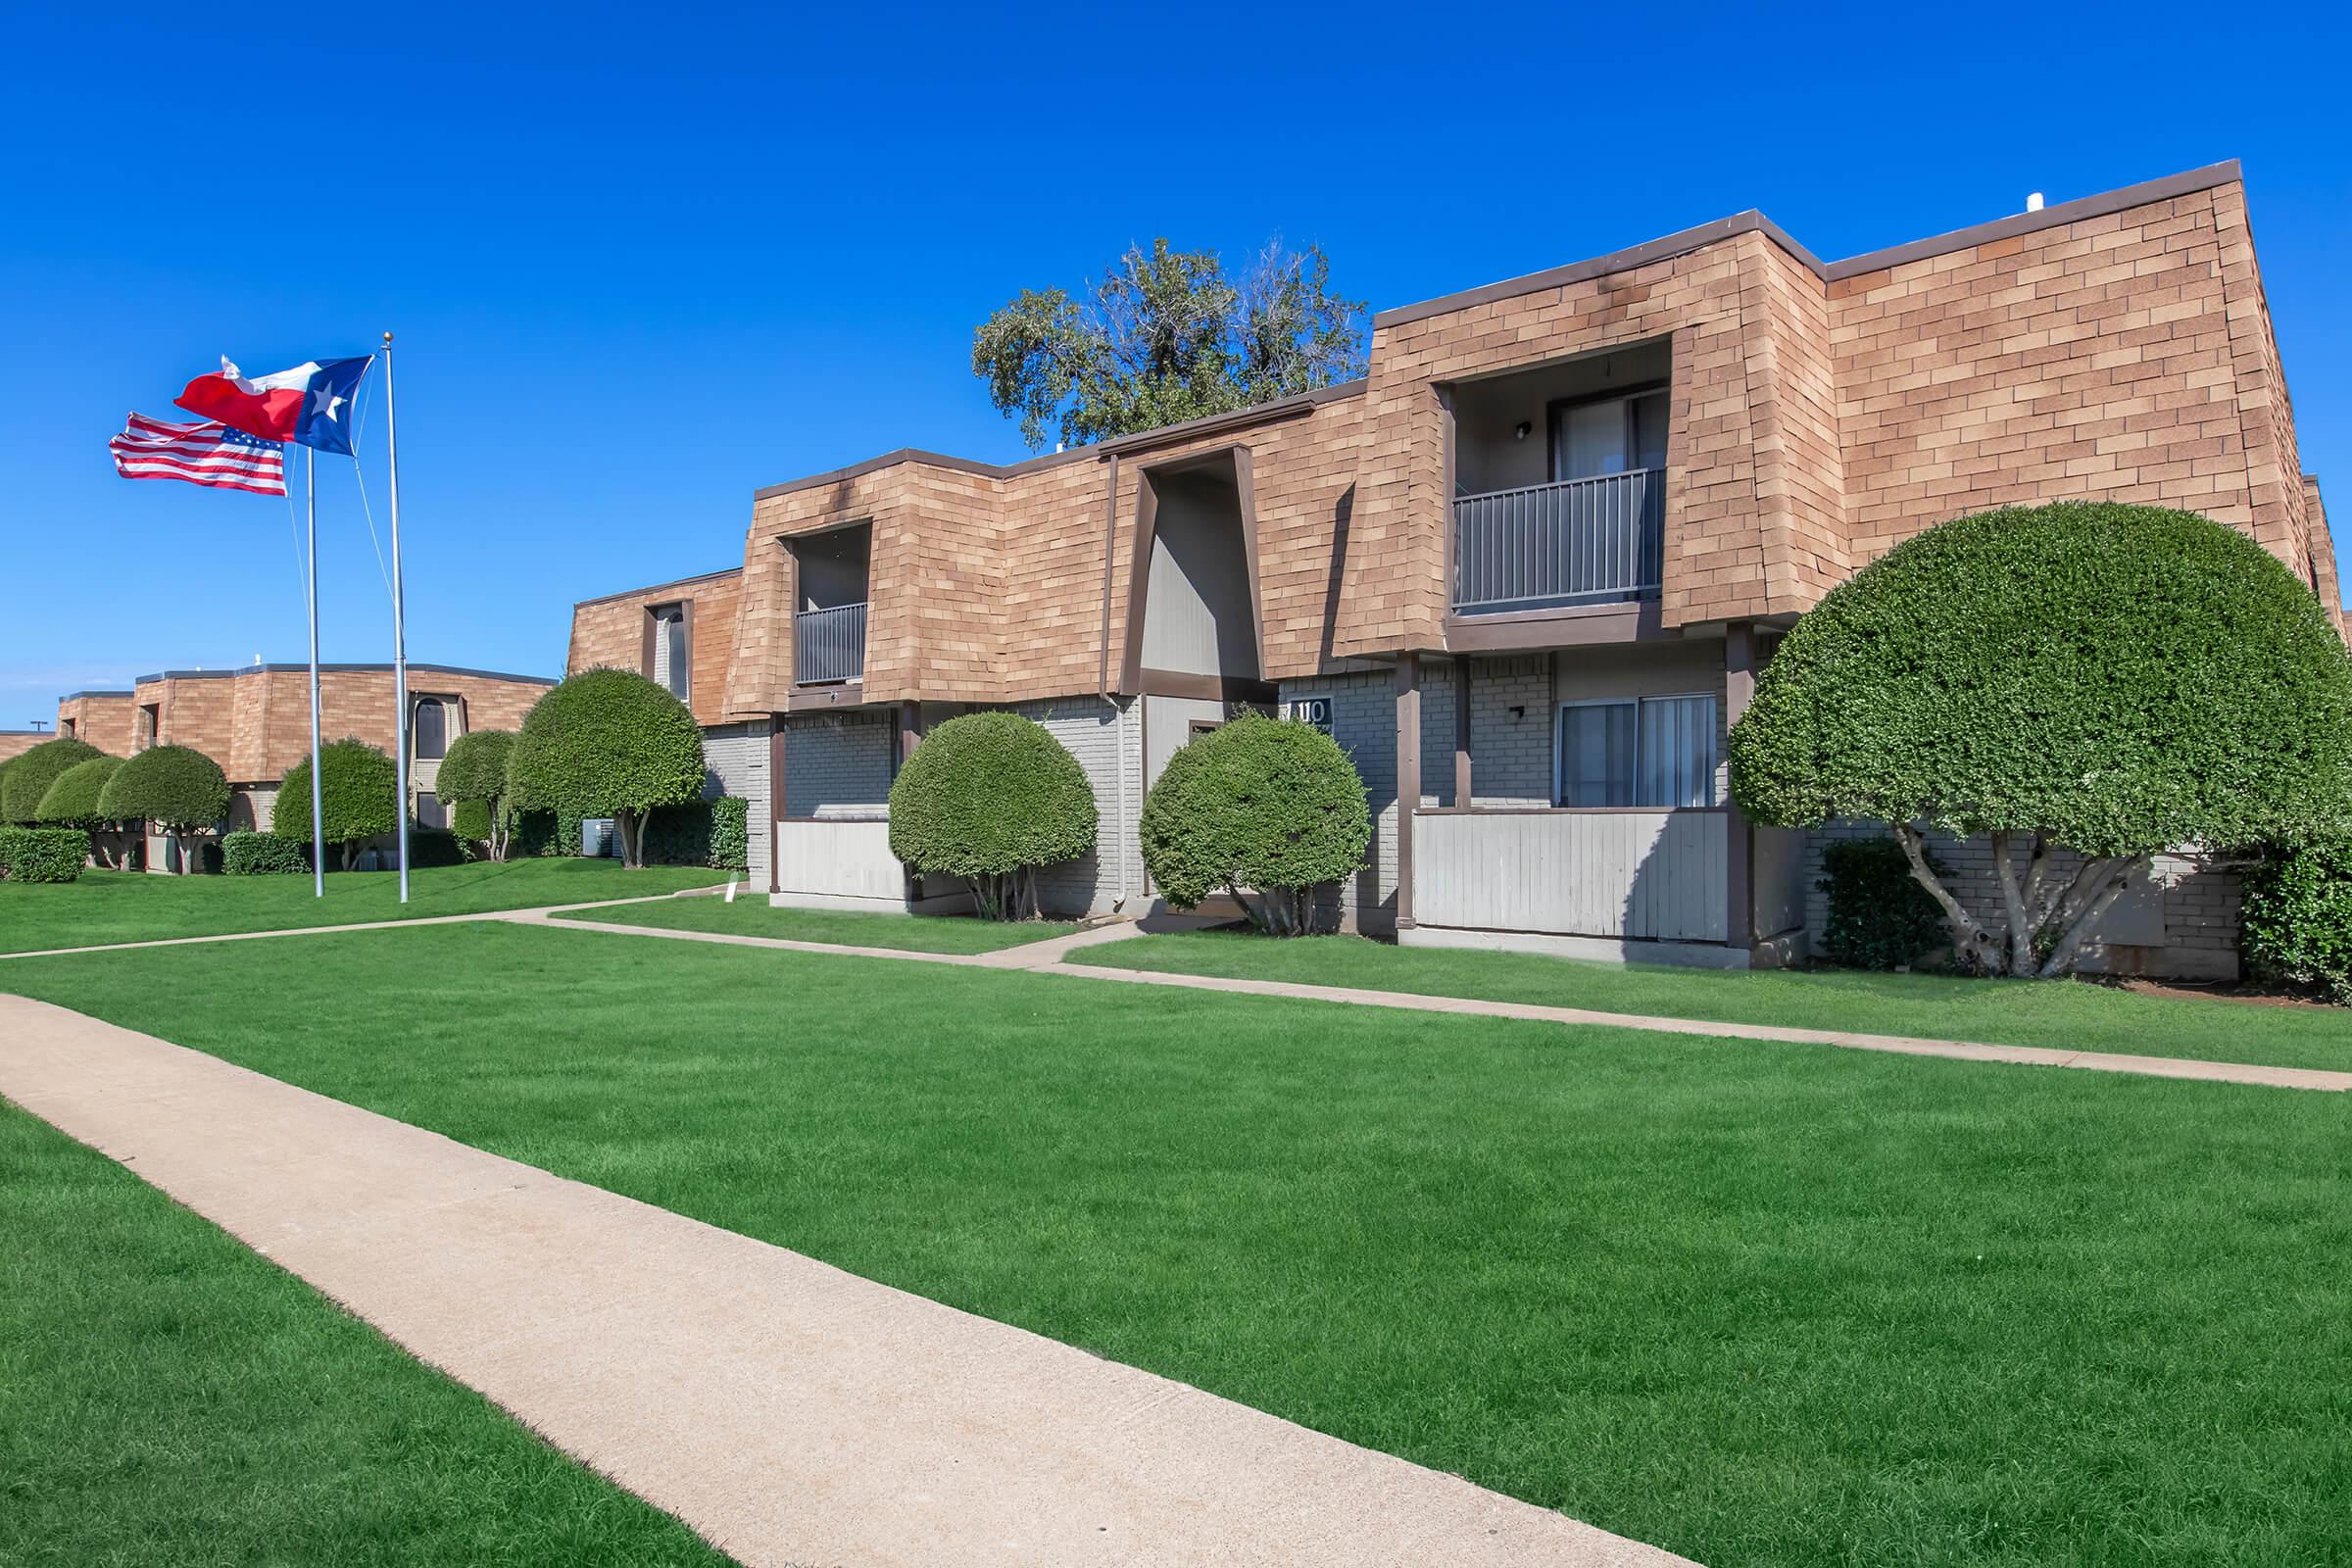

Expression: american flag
xmin=109 ymin=412 xmax=286 ymax=496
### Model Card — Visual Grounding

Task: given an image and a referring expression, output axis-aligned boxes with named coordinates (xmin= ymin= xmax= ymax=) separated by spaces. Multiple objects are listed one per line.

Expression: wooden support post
xmin=1396 ymin=653 xmax=1421 ymax=932
xmin=1452 ymin=656 xmax=1473 ymax=808
xmin=897 ymin=700 xmax=922 ymax=904
xmin=1724 ymin=623 xmax=1755 ymax=952
xmin=766 ymin=715 xmax=787 ymax=897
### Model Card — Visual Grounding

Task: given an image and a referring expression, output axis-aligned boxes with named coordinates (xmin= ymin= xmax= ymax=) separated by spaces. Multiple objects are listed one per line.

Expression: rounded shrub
xmin=507 ymin=669 xmax=707 ymax=868
xmin=436 ymin=729 xmax=518 ymax=859
xmin=32 ymin=755 xmax=122 ymax=827
xmin=888 ymin=711 xmax=1096 ymax=919
xmin=0 ymin=825 xmax=91 ymax=883
xmin=1730 ymin=503 xmax=2352 ymax=976
xmin=273 ymin=739 xmax=401 ymax=870
xmin=223 ymin=829 xmax=309 ymax=876
xmin=2242 ymin=837 xmax=2352 ymax=1004
xmin=1139 ymin=712 xmax=1370 ymax=935
xmin=99 ymin=745 xmax=229 ymax=873
xmin=2 ymin=737 xmax=102 ymax=822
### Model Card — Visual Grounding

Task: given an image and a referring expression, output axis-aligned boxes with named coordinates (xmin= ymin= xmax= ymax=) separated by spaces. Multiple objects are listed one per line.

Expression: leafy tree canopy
xmin=973 ymin=238 xmax=1365 ymax=452
xmin=273 ymin=739 xmax=401 ymax=866
xmin=1730 ymin=502 xmax=2352 ymax=975
xmin=32 ymin=755 xmax=123 ymax=827
xmin=888 ymin=711 xmax=1096 ymax=919
xmin=507 ymin=669 xmax=706 ymax=867
xmin=2 ymin=737 xmax=102 ymax=822
xmin=97 ymin=745 xmax=230 ymax=839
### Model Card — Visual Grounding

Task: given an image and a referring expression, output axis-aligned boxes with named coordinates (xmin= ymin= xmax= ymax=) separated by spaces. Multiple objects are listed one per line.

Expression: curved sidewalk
xmin=0 ymin=994 xmax=1689 ymax=1568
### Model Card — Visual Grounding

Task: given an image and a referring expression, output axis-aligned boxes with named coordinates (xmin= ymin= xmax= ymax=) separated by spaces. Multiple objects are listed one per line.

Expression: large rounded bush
xmin=1139 ymin=712 xmax=1370 ymax=935
xmin=2 ymin=736 xmax=101 ymax=822
xmin=273 ymin=739 xmax=401 ymax=869
xmin=508 ymin=669 xmax=706 ymax=868
xmin=1731 ymin=503 xmax=2352 ymax=975
xmin=436 ymin=729 xmax=517 ymax=859
xmin=32 ymin=755 xmax=122 ymax=827
xmin=888 ymin=711 xmax=1096 ymax=919
xmin=97 ymin=745 xmax=229 ymax=872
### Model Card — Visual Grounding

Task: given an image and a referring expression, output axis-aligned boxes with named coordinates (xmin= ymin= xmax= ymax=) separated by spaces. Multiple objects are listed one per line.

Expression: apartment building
xmin=58 ymin=663 xmax=555 ymax=858
xmin=570 ymin=161 xmax=2338 ymax=976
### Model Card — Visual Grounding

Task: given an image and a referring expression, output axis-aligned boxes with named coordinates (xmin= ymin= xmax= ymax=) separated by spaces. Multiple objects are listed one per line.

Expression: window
xmin=1551 ymin=388 xmax=1668 ymax=481
xmin=136 ymin=704 xmax=159 ymax=750
xmin=412 ymin=697 xmax=449 ymax=760
xmin=60 ymin=718 xmax=75 ymax=739
xmin=1555 ymin=694 xmax=1719 ymax=808
xmin=415 ymin=792 xmax=448 ymax=829
xmin=649 ymin=604 xmax=689 ymax=700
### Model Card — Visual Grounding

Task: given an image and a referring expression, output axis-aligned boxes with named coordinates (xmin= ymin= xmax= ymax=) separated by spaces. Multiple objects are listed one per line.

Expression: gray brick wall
xmin=1282 ymin=668 xmax=1401 ymax=931
xmin=784 ymin=711 xmax=893 ymax=815
xmin=1009 ymin=695 xmax=1144 ymax=917
xmin=700 ymin=720 xmax=769 ymax=886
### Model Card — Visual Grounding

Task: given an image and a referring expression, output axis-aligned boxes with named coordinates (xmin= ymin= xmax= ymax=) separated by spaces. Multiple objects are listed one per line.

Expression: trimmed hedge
xmin=1816 ymin=836 xmax=1946 ymax=970
xmin=0 ymin=826 xmax=91 ymax=883
xmin=452 ymin=798 xmax=494 ymax=843
xmin=98 ymin=745 xmax=229 ymax=835
xmin=437 ymin=729 xmax=517 ymax=859
xmin=1138 ymin=712 xmax=1370 ymax=935
xmin=2 ymin=737 xmax=102 ymax=823
xmin=223 ymin=830 xmax=309 ymax=876
xmin=507 ymin=670 xmax=706 ymax=868
xmin=32 ymin=755 xmax=123 ymax=828
xmin=273 ymin=740 xmax=401 ymax=869
xmin=889 ymin=712 xmax=1096 ymax=919
xmin=2242 ymin=837 xmax=2352 ymax=1004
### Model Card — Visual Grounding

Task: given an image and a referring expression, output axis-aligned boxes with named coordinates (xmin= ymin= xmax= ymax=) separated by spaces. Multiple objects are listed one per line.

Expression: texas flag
xmin=175 ymin=355 xmax=373 ymax=456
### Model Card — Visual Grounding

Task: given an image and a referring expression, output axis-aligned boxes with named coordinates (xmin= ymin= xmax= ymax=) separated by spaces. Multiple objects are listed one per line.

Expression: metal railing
xmin=794 ymin=601 xmax=867 ymax=685
xmin=1451 ymin=468 xmax=1664 ymax=614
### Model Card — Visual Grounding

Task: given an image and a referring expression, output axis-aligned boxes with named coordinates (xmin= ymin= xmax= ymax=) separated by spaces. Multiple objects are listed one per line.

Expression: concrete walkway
xmin=0 ymin=995 xmax=1690 ymax=1568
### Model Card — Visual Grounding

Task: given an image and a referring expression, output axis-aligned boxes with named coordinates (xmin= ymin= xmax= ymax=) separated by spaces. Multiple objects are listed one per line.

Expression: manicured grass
xmin=0 ymin=859 xmax=728 ymax=954
xmin=0 ymin=1102 xmax=724 ymax=1566
xmin=555 ymin=895 xmax=1079 ymax=953
xmin=1071 ymin=931 xmax=2352 ymax=1073
xmin=6 ymin=924 xmax=2348 ymax=1567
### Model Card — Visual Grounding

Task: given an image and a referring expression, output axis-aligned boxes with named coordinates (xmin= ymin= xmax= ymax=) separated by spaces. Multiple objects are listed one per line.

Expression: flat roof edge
xmin=59 ymin=689 xmax=134 ymax=701
xmin=571 ymin=565 xmax=746 ymax=611
xmin=131 ymin=664 xmax=557 ymax=685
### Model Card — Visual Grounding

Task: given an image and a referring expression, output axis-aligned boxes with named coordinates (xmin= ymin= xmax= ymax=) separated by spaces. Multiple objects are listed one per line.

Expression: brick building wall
xmin=55 ymin=694 xmax=137 ymax=755
xmin=566 ymin=569 xmax=744 ymax=726
xmin=700 ymin=720 xmax=770 ymax=885
xmin=783 ymin=710 xmax=893 ymax=815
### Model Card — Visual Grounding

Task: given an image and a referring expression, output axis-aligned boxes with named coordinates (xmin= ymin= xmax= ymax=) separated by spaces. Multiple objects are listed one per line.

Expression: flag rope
xmin=346 ymin=367 xmax=395 ymax=601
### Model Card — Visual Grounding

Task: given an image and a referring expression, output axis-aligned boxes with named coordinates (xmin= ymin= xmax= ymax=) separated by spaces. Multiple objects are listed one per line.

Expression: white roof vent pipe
xmin=2026 ymin=191 xmax=2045 ymax=213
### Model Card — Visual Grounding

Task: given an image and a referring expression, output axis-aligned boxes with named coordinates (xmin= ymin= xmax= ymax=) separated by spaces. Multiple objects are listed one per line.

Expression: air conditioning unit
xmin=580 ymin=817 xmax=617 ymax=858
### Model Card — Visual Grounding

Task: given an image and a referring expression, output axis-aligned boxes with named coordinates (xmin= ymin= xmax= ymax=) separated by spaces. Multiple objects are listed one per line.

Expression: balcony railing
xmin=794 ymin=601 xmax=867 ymax=685
xmin=1451 ymin=468 xmax=1664 ymax=614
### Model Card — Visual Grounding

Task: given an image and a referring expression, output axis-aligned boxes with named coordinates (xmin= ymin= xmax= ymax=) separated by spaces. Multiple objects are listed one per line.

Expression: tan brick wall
xmin=53 ymin=694 xmax=137 ymax=756
xmin=566 ymin=570 xmax=744 ymax=726
xmin=0 ymin=733 xmax=42 ymax=765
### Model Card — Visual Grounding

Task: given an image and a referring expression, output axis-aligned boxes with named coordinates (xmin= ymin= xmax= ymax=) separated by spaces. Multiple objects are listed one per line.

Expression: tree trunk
xmin=1892 ymin=823 xmax=2001 ymax=971
xmin=2036 ymin=854 xmax=2150 ymax=978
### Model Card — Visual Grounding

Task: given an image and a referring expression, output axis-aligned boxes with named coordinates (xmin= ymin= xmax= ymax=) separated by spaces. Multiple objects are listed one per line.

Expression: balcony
xmin=794 ymin=601 xmax=867 ymax=685
xmin=1451 ymin=468 xmax=1663 ymax=615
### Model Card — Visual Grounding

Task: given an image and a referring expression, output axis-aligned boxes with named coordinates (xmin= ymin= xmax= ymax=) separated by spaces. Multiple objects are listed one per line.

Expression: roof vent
xmin=2026 ymin=191 xmax=2045 ymax=213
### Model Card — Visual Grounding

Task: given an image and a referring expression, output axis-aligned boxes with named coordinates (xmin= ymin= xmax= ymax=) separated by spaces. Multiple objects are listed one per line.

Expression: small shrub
xmin=273 ymin=740 xmax=401 ymax=870
xmin=98 ymin=745 xmax=229 ymax=873
xmin=2 ymin=737 xmax=102 ymax=822
xmin=889 ymin=712 xmax=1096 ymax=919
xmin=437 ymin=729 xmax=518 ymax=860
xmin=1816 ymin=836 xmax=1947 ymax=970
xmin=222 ymin=830 xmax=309 ymax=876
xmin=708 ymin=795 xmax=749 ymax=870
xmin=1139 ymin=712 xmax=1371 ymax=935
xmin=2242 ymin=837 xmax=2352 ymax=1004
xmin=0 ymin=825 xmax=91 ymax=883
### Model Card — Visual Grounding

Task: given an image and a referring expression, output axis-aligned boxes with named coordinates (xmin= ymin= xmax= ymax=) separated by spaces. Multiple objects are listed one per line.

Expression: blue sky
xmin=3 ymin=3 xmax=2346 ymax=729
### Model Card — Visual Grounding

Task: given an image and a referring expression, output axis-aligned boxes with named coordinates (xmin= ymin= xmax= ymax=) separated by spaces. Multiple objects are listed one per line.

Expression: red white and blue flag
xmin=175 ymin=354 xmax=372 ymax=456
xmin=109 ymin=413 xmax=287 ymax=496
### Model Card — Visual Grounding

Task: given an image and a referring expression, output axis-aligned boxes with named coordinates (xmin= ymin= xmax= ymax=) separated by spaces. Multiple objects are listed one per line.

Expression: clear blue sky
xmin=4 ymin=3 xmax=2346 ymax=729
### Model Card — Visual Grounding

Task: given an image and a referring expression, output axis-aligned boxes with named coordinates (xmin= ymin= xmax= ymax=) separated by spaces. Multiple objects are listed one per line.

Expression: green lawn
xmin=1071 ymin=931 xmax=2352 ymax=1073
xmin=0 ymin=860 xmax=728 ymax=954
xmin=554 ymin=895 xmax=1079 ymax=953
xmin=0 ymin=1102 xmax=724 ymax=1566
xmin=4 ymin=923 xmax=2346 ymax=1567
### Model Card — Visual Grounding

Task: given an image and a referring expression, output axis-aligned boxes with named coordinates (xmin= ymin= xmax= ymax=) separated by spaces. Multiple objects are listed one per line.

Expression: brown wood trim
xmin=1723 ymin=622 xmax=1756 ymax=950
xmin=1438 ymin=385 xmax=1457 ymax=614
xmin=778 ymin=812 xmax=889 ymax=824
xmin=1452 ymin=656 xmax=1472 ymax=808
xmin=1097 ymin=453 xmax=1119 ymax=697
xmin=1136 ymin=668 xmax=1276 ymax=705
xmin=1413 ymin=805 xmax=1733 ymax=816
xmin=1230 ymin=445 xmax=1266 ymax=678
xmin=1116 ymin=467 xmax=1159 ymax=696
xmin=785 ymin=680 xmax=867 ymax=712
xmin=679 ymin=598 xmax=696 ymax=712
xmin=1445 ymin=599 xmax=1664 ymax=652
xmin=766 ymin=718 xmax=786 ymax=895
xmin=639 ymin=606 xmax=656 ymax=678
xmin=1395 ymin=654 xmax=1420 ymax=931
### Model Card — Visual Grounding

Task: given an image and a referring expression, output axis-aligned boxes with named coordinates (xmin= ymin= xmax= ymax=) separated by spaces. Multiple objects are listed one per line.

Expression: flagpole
xmin=306 ymin=447 xmax=325 ymax=898
xmin=382 ymin=331 xmax=410 ymax=904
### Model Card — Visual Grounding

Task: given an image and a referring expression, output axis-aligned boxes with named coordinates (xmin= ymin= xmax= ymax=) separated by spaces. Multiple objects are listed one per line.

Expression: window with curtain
xmin=650 ymin=605 xmax=689 ymax=699
xmin=1555 ymin=694 xmax=1719 ymax=808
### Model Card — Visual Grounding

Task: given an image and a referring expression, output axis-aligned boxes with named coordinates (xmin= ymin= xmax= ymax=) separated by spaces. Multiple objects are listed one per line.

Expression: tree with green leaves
xmin=436 ymin=729 xmax=519 ymax=860
xmin=1730 ymin=503 xmax=2352 ymax=978
xmin=2 ymin=736 xmax=101 ymax=823
xmin=507 ymin=669 xmax=707 ymax=868
xmin=97 ymin=745 xmax=230 ymax=873
xmin=31 ymin=755 xmax=127 ymax=867
xmin=273 ymin=740 xmax=402 ymax=871
xmin=887 ymin=711 xmax=1096 ymax=919
xmin=972 ymin=238 xmax=1365 ymax=452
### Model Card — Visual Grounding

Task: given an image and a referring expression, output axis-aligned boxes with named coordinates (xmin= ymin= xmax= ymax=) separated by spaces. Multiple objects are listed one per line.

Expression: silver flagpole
xmin=306 ymin=446 xmax=325 ymax=897
xmin=382 ymin=331 xmax=411 ymax=904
